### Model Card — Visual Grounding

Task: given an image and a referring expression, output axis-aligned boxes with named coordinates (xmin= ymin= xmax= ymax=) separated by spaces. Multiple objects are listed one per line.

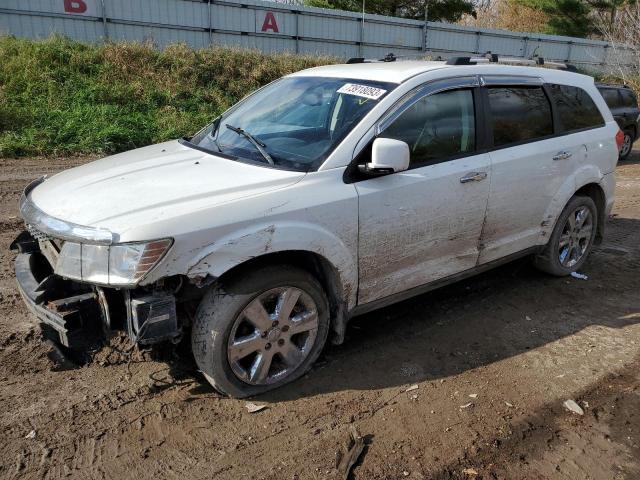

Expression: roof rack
xmin=446 ymin=52 xmax=578 ymax=72
xmin=595 ymin=82 xmax=632 ymax=89
xmin=345 ymin=53 xmax=398 ymax=64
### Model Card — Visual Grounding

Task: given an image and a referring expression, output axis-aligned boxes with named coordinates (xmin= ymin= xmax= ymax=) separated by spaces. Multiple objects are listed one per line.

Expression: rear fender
xmin=539 ymin=165 xmax=604 ymax=241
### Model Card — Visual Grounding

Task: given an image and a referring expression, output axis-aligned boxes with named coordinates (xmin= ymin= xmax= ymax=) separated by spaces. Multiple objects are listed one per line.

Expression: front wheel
xmin=191 ymin=265 xmax=330 ymax=398
xmin=534 ymin=195 xmax=598 ymax=276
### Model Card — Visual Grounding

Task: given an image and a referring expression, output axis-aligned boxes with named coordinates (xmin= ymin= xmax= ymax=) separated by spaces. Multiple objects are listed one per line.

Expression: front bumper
xmin=12 ymin=230 xmax=181 ymax=349
xmin=14 ymin=251 xmax=102 ymax=348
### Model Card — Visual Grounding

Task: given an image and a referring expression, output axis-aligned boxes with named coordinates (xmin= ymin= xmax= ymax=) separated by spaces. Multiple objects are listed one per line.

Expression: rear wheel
xmin=534 ymin=195 xmax=598 ymax=276
xmin=619 ymin=128 xmax=634 ymax=160
xmin=191 ymin=265 xmax=329 ymax=398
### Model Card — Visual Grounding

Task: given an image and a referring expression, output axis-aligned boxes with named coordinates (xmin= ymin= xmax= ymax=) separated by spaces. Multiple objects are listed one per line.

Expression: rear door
xmin=478 ymin=78 xmax=581 ymax=264
xmin=479 ymin=80 xmax=607 ymax=265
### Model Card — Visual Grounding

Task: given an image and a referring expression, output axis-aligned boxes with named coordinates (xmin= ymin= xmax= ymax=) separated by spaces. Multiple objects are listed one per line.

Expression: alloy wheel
xmin=620 ymin=133 xmax=632 ymax=158
xmin=227 ymin=287 xmax=319 ymax=385
xmin=558 ymin=206 xmax=593 ymax=268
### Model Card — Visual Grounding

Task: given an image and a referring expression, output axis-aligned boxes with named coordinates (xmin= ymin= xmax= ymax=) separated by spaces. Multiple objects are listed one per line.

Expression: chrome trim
xmin=479 ymin=75 xmax=544 ymax=86
xmin=19 ymin=177 xmax=115 ymax=245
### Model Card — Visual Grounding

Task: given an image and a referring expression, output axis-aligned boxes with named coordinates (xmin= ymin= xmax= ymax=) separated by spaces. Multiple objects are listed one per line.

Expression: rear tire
xmin=619 ymin=128 xmax=634 ymax=160
xmin=534 ymin=195 xmax=598 ymax=276
xmin=191 ymin=265 xmax=330 ymax=398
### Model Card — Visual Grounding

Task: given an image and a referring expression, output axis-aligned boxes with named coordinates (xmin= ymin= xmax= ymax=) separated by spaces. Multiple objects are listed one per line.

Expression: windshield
xmin=187 ymin=76 xmax=395 ymax=171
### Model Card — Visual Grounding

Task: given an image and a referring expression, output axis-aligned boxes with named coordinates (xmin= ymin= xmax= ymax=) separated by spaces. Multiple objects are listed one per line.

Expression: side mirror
xmin=359 ymin=138 xmax=410 ymax=176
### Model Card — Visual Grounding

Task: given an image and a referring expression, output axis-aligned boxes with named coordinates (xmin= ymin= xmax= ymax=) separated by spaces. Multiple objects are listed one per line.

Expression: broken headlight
xmin=55 ymin=239 xmax=172 ymax=286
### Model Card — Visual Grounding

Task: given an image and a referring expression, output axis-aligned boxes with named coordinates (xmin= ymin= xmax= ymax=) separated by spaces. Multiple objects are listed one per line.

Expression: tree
xmin=305 ymin=0 xmax=476 ymax=22
xmin=459 ymin=0 xmax=549 ymax=33
xmin=514 ymin=0 xmax=631 ymax=38
xmin=595 ymin=2 xmax=640 ymax=93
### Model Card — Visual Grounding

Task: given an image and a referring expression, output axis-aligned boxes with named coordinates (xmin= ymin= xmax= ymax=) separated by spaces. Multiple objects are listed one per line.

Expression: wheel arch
xmin=194 ymin=250 xmax=351 ymax=346
xmin=574 ymin=182 xmax=606 ymax=245
xmin=624 ymin=123 xmax=637 ymax=139
xmin=541 ymin=162 xmax=608 ymax=245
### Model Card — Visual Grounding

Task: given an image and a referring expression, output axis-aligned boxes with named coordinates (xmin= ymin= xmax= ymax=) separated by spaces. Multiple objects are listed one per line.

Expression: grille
xmin=27 ymin=224 xmax=51 ymax=242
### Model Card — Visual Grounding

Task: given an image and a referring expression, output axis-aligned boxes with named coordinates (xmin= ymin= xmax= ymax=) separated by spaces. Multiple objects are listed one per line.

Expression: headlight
xmin=55 ymin=239 xmax=172 ymax=286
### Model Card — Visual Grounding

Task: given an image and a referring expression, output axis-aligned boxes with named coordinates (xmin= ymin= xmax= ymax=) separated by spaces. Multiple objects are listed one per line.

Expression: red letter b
xmin=64 ymin=0 xmax=87 ymax=14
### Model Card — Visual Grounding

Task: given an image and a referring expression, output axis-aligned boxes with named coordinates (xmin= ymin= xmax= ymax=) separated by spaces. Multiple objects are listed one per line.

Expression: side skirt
xmin=349 ymin=246 xmax=542 ymax=318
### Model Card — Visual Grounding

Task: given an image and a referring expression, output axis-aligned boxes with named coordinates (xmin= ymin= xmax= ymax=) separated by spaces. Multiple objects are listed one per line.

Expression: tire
xmin=619 ymin=128 xmax=634 ymax=161
xmin=191 ymin=265 xmax=330 ymax=398
xmin=534 ymin=195 xmax=598 ymax=276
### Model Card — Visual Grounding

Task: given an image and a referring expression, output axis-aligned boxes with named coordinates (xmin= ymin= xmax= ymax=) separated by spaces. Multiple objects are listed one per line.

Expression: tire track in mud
xmin=1 ymin=156 xmax=640 ymax=480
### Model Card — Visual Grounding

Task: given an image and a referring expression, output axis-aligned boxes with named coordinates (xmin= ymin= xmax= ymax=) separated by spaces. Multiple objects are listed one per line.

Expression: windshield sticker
xmin=337 ymin=83 xmax=387 ymax=100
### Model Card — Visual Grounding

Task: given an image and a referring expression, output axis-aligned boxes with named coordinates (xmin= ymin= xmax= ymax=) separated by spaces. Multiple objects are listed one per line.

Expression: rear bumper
xmin=14 ymin=252 xmax=101 ymax=348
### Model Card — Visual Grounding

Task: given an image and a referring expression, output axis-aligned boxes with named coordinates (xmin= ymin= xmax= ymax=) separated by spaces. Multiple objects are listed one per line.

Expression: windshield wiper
xmin=225 ymin=124 xmax=274 ymax=165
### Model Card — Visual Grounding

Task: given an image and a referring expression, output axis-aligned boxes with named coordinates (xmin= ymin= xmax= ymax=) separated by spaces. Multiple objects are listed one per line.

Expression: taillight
xmin=615 ymin=129 xmax=625 ymax=150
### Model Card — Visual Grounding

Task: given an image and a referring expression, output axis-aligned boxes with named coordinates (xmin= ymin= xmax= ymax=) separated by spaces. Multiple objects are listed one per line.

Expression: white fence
xmin=0 ymin=0 xmax=632 ymax=71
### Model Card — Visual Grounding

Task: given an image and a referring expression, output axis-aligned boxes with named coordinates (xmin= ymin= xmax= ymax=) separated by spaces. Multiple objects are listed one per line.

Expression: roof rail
xmin=446 ymin=52 xmax=578 ymax=72
xmin=345 ymin=52 xmax=398 ymax=64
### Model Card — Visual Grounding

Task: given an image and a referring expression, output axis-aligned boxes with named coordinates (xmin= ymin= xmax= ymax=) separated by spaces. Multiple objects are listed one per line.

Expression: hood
xmin=28 ymin=140 xmax=305 ymax=230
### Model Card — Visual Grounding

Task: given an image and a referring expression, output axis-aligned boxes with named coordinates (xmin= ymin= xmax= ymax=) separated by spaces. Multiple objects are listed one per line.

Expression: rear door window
xmin=487 ymin=86 xmax=553 ymax=147
xmin=549 ymin=84 xmax=605 ymax=132
xmin=600 ymin=88 xmax=621 ymax=108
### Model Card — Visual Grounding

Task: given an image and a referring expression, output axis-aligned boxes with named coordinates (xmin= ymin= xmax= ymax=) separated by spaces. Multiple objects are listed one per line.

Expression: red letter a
xmin=261 ymin=12 xmax=279 ymax=33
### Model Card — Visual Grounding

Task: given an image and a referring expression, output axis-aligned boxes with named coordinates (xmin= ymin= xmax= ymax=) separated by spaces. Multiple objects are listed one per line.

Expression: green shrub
xmin=0 ymin=35 xmax=336 ymax=157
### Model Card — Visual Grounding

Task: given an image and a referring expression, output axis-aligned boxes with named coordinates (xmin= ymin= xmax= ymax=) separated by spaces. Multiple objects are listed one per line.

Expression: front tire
xmin=534 ymin=195 xmax=598 ymax=276
xmin=191 ymin=265 xmax=330 ymax=398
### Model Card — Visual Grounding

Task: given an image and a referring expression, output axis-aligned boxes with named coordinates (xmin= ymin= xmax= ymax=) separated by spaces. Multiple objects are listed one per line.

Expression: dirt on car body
xmin=0 ymin=153 xmax=639 ymax=479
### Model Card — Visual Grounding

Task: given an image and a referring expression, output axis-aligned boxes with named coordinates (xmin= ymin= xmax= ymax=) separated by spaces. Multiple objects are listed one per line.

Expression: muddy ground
xmin=0 ymin=150 xmax=639 ymax=480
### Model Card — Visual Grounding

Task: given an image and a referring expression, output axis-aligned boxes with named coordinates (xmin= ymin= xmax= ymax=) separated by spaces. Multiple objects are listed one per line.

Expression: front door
xmin=355 ymin=84 xmax=491 ymax=305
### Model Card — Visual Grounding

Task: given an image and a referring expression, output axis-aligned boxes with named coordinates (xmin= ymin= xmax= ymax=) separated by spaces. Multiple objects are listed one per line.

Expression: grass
xmin=0 ymin=36 xmax=336 ymax=157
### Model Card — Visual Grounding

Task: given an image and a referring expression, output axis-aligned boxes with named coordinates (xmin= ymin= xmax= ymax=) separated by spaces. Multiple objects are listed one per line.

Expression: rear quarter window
xmin=549 ymin=84 xmax=605 ymax=132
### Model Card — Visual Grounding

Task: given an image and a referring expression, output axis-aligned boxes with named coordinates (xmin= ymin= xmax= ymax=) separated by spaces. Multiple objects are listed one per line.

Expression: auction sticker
xmin=337 ymin=83 xmax=387 ymax=100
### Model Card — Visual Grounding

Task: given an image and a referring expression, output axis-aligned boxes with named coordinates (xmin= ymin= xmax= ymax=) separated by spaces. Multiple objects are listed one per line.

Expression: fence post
xmin=295 ymin=10 xmax=300 ymax=54
xmin=359 ymin=13 xmax=365 ymax=57
xmin=100 ymin=0 xmax=108 ymax=41
xmin=475 ymin=30 xmax=481 ymax=54
xmin=208 ymin=0 xmax=213 ymax=47
xmin=601 ymin=44 xmax=610 ymax=68
xmin=566 ymin=40 xmax=573 ymax=63
xmin=522 ymin=36 xmax=528 ymax=58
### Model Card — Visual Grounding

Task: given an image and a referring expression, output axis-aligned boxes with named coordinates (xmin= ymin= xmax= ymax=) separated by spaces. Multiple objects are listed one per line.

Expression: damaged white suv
xmin=13 ymin=56 xmax=620 ymax=397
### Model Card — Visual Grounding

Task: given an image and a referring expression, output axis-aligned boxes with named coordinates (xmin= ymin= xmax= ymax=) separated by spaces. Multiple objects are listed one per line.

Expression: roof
xmin=287 ymin=61 xmax=448 ymax=84
xmin=288 ymin=60 xmax=594 ymax=86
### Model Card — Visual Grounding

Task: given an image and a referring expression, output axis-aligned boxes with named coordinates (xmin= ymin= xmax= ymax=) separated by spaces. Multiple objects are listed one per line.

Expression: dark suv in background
xmin=597 ymin=83 xmax=639 ymax=160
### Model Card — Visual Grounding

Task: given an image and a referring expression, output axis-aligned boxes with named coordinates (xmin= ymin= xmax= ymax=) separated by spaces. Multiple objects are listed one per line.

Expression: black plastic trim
xmin=15 ymin=253 xmax=77 ymax=347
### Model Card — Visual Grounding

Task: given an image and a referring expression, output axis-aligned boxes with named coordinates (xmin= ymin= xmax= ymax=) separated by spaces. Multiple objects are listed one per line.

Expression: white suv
xmin=12 ymin=59 xmax=621 ymax=397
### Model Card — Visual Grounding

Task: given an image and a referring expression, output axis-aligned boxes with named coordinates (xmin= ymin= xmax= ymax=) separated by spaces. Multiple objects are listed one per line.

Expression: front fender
xmin=186 ymin=221 xmax=358 ymax=309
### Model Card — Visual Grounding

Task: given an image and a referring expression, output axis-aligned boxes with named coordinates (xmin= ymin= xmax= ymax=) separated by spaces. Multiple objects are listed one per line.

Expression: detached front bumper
xmin=12 ymin=230 xmax=181 ymax=349
xmin=14 ymin=249 xmax=102 ymax=348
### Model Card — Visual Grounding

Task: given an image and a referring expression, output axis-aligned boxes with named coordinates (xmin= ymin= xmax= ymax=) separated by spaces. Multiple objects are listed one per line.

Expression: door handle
xmin=553 ymin=151 xmax=573 ymax=161
xmin=460 ymin=172 xmax=488 ymax=183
